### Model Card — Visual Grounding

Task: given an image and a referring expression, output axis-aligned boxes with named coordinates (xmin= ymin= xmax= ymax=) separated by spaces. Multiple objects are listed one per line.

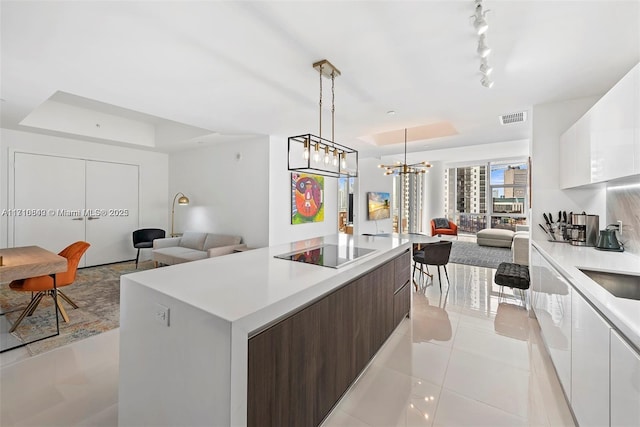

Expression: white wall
xmin=423 ymin=161 xmax=444 ymax=235
xmin=356 ymin=158 xmax=394 ymax=235
xmin=0 ymin=128 xmax=168 ymax=251
xmin=169 ymin=137 xmax=270 ymax=249
xmin=268 ymin=136 xmax=338 ymax=246
xmin=531 ymin=96 xmax=607 ymax=243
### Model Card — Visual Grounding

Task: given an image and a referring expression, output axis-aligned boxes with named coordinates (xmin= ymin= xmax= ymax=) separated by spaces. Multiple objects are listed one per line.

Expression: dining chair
xmin=8 ymin=241 xmax=90 ymax=332
xmin=132 ymin=228 xmax=165 ymax=268
xmin=412 ymin=241 xmax=452 ymax=291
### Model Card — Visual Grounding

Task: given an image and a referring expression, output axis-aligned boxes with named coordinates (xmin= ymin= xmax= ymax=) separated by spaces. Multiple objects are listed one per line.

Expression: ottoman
xmin=477 ymin=228 xmax=515 ymax=247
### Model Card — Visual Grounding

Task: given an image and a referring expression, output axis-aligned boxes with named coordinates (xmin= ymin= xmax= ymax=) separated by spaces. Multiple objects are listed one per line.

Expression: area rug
xmin=448 ymin=240 xmax=512 ymax=269
xmin=0 ymin=260 xmax=153 ymax=355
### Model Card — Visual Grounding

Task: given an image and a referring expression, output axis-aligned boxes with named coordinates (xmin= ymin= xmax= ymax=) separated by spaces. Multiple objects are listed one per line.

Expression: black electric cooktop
xmin=275 ymin=244 xmax=376 ymax=268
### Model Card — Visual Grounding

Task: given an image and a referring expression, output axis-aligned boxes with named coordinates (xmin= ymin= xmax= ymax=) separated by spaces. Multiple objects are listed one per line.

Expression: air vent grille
xmin=500 ymin=111 xmax=527 ymax=125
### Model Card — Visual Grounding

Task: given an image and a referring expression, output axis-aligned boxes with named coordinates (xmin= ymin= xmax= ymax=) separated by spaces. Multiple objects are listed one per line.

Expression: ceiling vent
xmin=499 ymin=111 xmax=527 ymax=125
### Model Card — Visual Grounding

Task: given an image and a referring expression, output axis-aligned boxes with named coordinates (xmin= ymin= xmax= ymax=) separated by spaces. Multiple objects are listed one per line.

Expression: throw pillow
xmin=434 ymin=218 xmax=450 ymax=229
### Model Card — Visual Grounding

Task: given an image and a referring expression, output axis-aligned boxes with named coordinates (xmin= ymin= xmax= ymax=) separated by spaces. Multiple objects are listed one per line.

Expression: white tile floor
xmin=0 ymin=263 xmax=576 ymax=427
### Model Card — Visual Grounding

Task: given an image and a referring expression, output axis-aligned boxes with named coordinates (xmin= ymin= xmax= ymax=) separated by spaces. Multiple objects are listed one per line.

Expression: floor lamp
xmin=171 ymin=192 xmax=189 ymax=237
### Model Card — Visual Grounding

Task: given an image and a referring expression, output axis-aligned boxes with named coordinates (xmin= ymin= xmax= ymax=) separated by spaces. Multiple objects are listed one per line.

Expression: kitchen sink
xmin=578 ymin=268 xmax=640 ymax=301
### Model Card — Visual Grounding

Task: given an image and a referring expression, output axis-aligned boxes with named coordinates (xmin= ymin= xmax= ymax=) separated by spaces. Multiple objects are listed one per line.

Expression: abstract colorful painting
xmin=291 ymin=173 xmax=324 ymax=224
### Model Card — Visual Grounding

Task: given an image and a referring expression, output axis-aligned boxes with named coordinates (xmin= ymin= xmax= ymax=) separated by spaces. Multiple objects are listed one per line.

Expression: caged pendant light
xmin=288 ymin=60 xmax=358 ymax=178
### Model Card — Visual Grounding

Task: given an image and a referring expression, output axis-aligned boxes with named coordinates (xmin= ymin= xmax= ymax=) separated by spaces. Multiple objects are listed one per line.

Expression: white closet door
xmin=85 ymin=161 xmax=139 ymax=266
xmin=14 ymin=153 xmax=86 ymax=257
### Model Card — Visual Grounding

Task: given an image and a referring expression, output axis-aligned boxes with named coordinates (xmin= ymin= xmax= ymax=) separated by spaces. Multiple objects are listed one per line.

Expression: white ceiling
xmin=1 ymin=1 xmax=639 ymax=159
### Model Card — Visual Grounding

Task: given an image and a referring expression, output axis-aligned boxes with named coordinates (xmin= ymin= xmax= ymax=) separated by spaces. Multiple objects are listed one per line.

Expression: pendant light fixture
xmin=378 ymin=128 xmax=430 ymax=234
xmin=288 ymin=59 xmax=358 ymax=178
xmin=378 ymin=129 xmax=432 ymax=176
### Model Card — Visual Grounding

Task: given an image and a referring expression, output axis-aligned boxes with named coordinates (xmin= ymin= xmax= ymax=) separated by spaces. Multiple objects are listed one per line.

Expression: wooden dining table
xmin=0 ymin=246 xmax=67 ymax=351
xmin=0 ymin=246 xmax=67 ymax=283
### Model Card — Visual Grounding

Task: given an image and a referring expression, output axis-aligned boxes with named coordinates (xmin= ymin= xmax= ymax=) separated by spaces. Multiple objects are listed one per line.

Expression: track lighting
xmin=472 ymin=1 xmax=494 ymax=88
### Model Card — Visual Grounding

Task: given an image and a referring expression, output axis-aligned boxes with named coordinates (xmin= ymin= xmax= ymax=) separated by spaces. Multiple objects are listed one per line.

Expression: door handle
xmin=87 ymin=216 xmax=100 ymax=220
xmin=71 ymin=217 xmax=84 ymax=221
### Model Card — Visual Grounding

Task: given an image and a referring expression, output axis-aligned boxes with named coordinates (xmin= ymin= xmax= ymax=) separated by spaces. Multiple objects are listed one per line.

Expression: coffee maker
xmin=569 ymin=214 xmax=599 ymax=246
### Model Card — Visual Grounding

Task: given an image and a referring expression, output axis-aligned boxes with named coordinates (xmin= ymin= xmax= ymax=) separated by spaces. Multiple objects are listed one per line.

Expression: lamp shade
xmin=171 ymin=192 xmax=190 ymax=236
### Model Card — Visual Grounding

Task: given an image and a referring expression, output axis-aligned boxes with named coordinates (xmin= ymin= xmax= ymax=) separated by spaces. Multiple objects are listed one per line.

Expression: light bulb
xmin=341 ymin=153 xmax=347 ymax=169
xmin=302 ymin=138 xmax=309 ymax=160
xmin=303 ymin=139 xmax=310 ymax=160
xmin=313 ymin=143 xmax=320 ymax=162
xmin=332 ymin=150 xmax=339 ymax=166
xmin=323 ymin=146 xmax=330 ymax=165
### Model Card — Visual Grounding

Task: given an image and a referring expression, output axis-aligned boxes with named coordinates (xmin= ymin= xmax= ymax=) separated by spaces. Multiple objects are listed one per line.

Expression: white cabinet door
xmin=631 ymin=64 xmax=640 ymax=174
xmin=559 ymin=115 xmax=591 ymax=189
xmin=85 ymin=161 xmax=139 ymax=266
xmin=571 ymin=291 xmax=610 ymax=427
xmin=560 ymin=124 xmax=577 ymax=189
xmin=590 ymin=64 xmax=637 ymax=183
xmin=530 ymin=247 xmax=572 ymax=396
xmin=13 ymin=153 xmax=86 ymax=257
xmin=611 ymin=330 xmax=640 ymax=426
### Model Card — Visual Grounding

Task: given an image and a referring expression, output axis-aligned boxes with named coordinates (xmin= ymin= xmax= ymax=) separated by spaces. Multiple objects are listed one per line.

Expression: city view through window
xmin=444 ymin=161 xmax=528 ymax=233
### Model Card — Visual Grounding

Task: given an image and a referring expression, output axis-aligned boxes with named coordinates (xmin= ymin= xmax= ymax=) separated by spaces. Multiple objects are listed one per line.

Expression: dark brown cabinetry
xmin=248 ymin=250 xmax=410 ymax=427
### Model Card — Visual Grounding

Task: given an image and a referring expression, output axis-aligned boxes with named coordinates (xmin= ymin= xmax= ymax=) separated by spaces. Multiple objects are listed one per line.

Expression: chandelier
xmin=288 ymin=59 xmax=358 ymax=178
xmin=378 ymin=128 xmax=432 ymax=176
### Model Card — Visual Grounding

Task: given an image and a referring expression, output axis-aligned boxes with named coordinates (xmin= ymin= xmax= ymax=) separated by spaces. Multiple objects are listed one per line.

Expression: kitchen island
xmin=118 ymin=234 xmax=412 ymax=427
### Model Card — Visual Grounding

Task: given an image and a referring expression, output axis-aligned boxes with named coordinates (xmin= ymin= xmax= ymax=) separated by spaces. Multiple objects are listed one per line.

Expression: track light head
xmin=477 ymin=34 xmax=491 ymax=58
xmin=479 ymin=60 xmax=493 ymax=76
xmin=481 ymin=76 xmax=494 ymax=88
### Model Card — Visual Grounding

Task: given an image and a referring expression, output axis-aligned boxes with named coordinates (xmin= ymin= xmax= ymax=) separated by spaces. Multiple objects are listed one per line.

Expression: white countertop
xmin=532 ymin=239 xmax=640 ymax=350
xmin=122 ymin=234 xmax=411 ymax=333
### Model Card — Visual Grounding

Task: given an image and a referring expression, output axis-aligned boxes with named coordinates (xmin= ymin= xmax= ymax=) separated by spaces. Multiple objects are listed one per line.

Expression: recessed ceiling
xmin=1 ymin=1 xmax=638 ymax=158
xmin=361 ymin=122 xmax=459 ymax=146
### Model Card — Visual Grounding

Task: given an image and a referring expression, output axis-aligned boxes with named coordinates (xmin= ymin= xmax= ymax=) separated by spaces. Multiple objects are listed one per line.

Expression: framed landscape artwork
xmin=291 ymin=173 xmax=324 ymax=224
xmin=367 ymin=192 xmax=391 ymax=220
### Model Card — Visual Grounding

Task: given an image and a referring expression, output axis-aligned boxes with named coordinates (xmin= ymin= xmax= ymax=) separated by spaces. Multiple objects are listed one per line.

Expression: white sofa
xmin=512 ymin=225 xmax=530 ymax=265
xmin=153 ymin=231 xmax=244 ymax=265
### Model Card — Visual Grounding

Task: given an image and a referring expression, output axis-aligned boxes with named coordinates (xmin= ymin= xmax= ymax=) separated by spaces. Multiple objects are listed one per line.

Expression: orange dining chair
xmin=9 ymin=241 xmax=90 ymax=332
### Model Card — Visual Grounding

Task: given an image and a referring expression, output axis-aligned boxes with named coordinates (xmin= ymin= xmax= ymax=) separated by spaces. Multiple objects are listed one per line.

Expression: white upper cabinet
xmin=560 ymin=63 xmax=639 ymax=189
xmin=560 ymin=113 xmax=592 ymax=189
xmin=590 ymin=63 xmax=639 ymax=183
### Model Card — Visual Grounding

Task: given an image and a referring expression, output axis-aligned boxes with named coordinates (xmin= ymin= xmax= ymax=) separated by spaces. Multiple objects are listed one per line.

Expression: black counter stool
xmin=494 ymin=262 xmax=530 ymax=304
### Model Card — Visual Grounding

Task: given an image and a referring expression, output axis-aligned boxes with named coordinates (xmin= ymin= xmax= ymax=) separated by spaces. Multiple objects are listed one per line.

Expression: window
xmin=444 ymin=165 xmax=487 ymax=233
xmin=489 ymin=162 xmax=528 ymax=231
